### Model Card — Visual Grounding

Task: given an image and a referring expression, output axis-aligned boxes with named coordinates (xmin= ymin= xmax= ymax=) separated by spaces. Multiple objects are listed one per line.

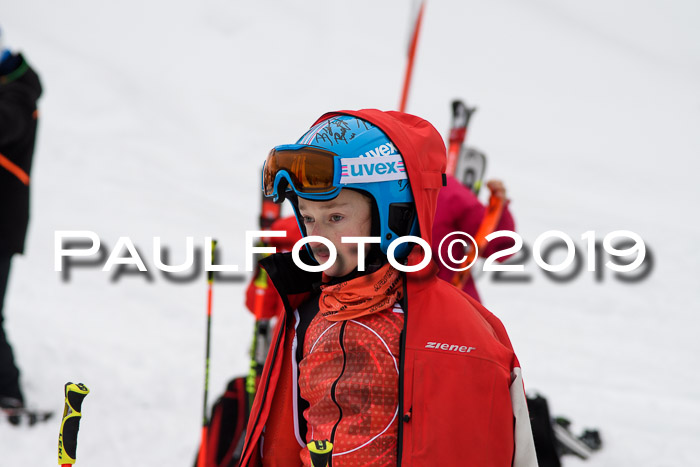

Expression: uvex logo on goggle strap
xmin=340 ymin=154 xmax=407 ymax=184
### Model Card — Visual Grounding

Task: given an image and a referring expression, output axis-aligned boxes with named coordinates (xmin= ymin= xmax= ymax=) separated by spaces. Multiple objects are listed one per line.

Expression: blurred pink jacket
xmin=432 ymin=174 xmax=516 ymax=302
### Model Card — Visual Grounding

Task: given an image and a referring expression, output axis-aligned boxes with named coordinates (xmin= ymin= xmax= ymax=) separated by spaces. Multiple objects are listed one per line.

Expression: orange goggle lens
xmin=263 ymin=146 xmax=338 ymax=197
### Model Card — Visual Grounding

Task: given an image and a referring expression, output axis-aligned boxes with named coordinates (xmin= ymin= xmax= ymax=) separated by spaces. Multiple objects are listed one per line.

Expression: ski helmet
xmin=262 ymin=114 xmax=418 ymax=259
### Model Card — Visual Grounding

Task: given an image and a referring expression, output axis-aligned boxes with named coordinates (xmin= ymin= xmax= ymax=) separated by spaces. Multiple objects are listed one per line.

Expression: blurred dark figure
xmin=0 ymin=27 xmax=42 ymax=415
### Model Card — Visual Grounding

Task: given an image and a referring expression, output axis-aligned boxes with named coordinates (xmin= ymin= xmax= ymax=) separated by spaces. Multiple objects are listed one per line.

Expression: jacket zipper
xmin=397 ymin=276 xmax=408 ymax=466
xmin=329 ymin=321 xmax=349 ymax=452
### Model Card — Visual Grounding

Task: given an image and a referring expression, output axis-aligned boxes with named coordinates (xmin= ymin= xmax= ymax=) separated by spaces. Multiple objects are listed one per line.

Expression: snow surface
xmin=2 ymin=0 xmax=699 ymax=465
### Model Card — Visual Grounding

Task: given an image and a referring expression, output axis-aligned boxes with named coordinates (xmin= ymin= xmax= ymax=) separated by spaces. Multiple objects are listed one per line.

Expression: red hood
xmin=313 ymin=109 xmax=446 ymax=248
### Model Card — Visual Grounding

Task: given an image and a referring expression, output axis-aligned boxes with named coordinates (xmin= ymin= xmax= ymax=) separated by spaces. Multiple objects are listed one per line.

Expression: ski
xmin=446 ymin=99 xmax=477 ymax=176
xmin=527 ymin=394 xmax=602 ymax=465
xmin=553 ymin=423 xmax=593 ymax=459
xmin=455 ymin=146 xmax=487 ymax=196
xmin=444 ymin=99 xmax=505 ymax=289
xmin=553 ymin=417 xmax=602 ymax=460
xmin=527 ymin=394 xmax=562 ymax=467
xmin=1 ymin=406 xmax=53 ymax=426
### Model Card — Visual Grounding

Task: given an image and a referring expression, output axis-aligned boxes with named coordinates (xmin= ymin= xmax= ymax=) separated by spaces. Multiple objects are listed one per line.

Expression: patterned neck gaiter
xmin=319 ymin=263 xmax=403 ymax=322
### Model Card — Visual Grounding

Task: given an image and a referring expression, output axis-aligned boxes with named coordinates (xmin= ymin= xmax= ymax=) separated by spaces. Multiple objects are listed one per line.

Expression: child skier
xmin=238 ymin=109 xmax=537 ymax=466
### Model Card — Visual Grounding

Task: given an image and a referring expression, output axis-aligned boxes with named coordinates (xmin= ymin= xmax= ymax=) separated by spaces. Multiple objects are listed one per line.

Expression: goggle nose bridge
xmin=270 ymin=169 xmax=292 ymax=202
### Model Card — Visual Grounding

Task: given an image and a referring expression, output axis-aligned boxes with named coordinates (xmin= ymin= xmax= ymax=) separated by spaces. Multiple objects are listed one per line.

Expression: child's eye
xmin=330 ymin=215 xmax=344 ymax=222
xmin=301 ymin=215 xmax=314 ymax=224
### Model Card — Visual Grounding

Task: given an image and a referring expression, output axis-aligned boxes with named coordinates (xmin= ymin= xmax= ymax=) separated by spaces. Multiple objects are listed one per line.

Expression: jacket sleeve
xmin=510 ymin=365 xmax=539 ymax=466
xmin=467 ymin=294 xmax=538 ymax=466
xmin=245 ymin=265 xmax=284 ymax=320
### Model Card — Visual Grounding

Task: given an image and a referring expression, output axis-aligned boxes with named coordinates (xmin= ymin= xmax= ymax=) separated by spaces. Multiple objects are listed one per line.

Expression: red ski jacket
xmin=238 ymin=109 xmax=537 ymax=466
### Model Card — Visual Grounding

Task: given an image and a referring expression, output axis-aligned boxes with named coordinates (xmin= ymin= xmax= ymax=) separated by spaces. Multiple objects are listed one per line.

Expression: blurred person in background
xmin=432 ymin=175 xmax=515 ymax=302
xmin=0 ymin=26 xmax=42 ymax=418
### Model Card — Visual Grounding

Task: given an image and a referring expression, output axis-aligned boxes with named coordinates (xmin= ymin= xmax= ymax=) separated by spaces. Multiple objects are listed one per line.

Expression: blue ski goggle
xmin=262 ymin=144 xmax=408 ymax=203
xmin=262 ymin=144 xmax=342 ymax=202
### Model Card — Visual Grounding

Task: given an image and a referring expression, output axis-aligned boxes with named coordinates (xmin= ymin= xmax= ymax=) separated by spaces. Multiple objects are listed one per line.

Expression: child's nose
xmin=308 ymin=222 xmax=325 ymax=238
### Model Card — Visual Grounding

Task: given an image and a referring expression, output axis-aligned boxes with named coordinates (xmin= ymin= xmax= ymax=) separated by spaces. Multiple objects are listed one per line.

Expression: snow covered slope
xmin=2 ymin=0 xmax=698 ymax=465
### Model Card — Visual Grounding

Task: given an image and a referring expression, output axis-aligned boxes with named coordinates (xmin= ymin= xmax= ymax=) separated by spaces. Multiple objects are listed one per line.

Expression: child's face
xmin=297 ymin=189 xmax=373 ymax=277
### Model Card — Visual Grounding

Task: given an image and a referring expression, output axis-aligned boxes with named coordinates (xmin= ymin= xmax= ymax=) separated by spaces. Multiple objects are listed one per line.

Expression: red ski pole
xmin=196 ymin=239 xmax=217 ymax=467
xmin=399 ymin=0 xmax=426 ymax=112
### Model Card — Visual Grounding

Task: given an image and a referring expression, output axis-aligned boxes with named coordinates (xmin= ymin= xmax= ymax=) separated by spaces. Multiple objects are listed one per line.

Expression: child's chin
xmin=324 ymin=268 xmax=342 ymax=278
xmin=324 ymin=264 xmax=353 ymax=278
